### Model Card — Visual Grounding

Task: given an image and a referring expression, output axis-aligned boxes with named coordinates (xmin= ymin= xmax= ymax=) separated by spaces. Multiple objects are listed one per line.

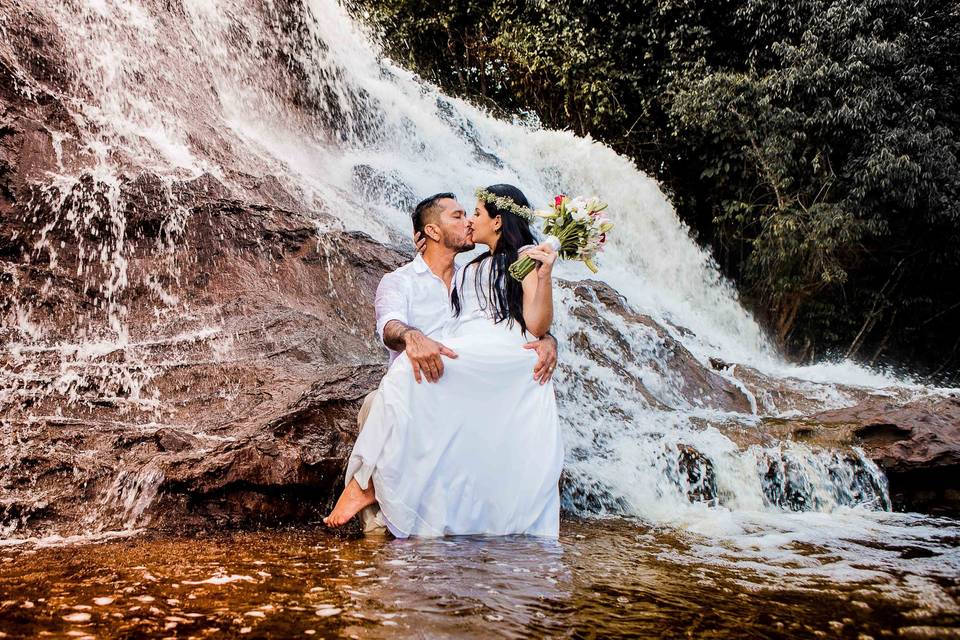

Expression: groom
xmin=330 ymin=192 xmax=558 ymax=531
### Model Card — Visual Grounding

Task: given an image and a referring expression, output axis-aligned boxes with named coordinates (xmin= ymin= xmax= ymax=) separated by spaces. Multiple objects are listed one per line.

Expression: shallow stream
xmin=1 ymin=517 xmax=957 ymax=638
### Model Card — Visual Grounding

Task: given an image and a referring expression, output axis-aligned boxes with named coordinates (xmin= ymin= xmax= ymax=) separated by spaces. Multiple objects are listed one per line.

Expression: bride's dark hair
xmin=452 ymin=183 xmax=536 ymax=332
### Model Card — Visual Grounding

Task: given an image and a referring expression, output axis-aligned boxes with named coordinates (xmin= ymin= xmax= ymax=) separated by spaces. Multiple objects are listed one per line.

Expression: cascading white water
xmin=0 ymin=0 xmax=945 ymax=531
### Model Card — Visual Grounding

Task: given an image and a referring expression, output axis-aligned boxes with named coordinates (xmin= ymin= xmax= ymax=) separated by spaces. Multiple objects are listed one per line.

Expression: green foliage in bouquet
xmin=509 ymin=196 xmax=613 ymax=281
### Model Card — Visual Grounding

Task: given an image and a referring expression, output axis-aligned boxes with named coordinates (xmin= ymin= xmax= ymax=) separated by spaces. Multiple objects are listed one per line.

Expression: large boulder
xmin=0 ymin=105 xmax=409 ymax=533
xmin=764 ymin=395 xmax=960 ymax=514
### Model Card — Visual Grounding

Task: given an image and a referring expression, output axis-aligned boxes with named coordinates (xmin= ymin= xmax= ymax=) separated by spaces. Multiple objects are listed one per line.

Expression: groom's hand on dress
xmin=404 ymin=329 xmax=458 ymax=383
xmin=525 ymin=333 xmax=558 ymax=385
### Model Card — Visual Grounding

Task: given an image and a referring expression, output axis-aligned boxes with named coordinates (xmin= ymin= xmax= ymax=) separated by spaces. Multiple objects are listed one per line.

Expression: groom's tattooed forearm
xmin=382 ymin=319 xmax=420 ymax=351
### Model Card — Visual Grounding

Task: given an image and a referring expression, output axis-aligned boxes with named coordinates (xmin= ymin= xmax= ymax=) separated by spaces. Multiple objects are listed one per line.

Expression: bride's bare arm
xmin=520 ymin=244 xmax=557 ymax=337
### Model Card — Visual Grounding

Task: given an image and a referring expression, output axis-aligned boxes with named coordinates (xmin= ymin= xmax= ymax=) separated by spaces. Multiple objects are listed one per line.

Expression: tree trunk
xmin=774 ymin=294 xmax=804 ymax=347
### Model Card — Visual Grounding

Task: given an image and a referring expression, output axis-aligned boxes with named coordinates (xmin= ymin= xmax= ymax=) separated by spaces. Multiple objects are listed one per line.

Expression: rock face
xmin=561 ymin=280 xmax=753 ymax=414
xmin=759 ymin=395 xmax=960 ymax=515
xmin=0 ymin=63 xmax=410 ymax=533
xmin=0 ymin=167 xmax=407 ymax=533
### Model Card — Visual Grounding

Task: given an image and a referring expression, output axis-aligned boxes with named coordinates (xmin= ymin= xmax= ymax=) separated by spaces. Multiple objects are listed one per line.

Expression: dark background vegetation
xmin=347 ymin=0 xmax=960 ymax=383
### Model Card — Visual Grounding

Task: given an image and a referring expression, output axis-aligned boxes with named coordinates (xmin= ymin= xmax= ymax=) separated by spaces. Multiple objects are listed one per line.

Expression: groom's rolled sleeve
xmin=374 ymin=273 xmax=408 ymax=345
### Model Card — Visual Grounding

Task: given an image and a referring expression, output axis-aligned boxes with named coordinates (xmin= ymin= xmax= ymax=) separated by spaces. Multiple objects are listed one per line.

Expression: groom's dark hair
xmin=412 ymin=192 xmax=456 ymax=236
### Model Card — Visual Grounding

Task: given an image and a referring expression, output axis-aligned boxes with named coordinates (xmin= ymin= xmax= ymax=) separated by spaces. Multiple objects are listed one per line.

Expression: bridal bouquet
xmin=508 ymin=195 xmax=614 ymax=281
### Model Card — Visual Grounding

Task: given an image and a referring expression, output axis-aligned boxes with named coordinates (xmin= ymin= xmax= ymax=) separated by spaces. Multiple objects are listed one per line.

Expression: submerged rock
xmin=676 ymin=444 xmax=718 ymax=504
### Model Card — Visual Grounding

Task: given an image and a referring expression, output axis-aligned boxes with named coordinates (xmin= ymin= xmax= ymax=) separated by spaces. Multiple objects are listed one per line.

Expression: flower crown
xmin=474 ymin=188 xmax=535 ymax=222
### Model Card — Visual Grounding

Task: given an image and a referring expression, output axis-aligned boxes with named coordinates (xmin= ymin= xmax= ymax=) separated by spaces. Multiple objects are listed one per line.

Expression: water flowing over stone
xmin=0 ymin=0 xmax=957 ymax=539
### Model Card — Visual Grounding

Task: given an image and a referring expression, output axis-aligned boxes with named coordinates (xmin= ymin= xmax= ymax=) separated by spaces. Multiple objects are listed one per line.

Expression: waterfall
xmin=0 ymin=0 xmax=933 ymax=529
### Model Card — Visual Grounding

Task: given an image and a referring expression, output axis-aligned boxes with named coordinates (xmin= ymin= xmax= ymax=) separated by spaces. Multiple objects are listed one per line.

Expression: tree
xmin=671 ymin=0 xmax=960 ymax=367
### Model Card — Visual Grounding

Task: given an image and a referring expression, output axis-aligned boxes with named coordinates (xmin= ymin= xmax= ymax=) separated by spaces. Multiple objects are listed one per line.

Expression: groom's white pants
xmin=356 ymin=389 xmax=388 ymax=535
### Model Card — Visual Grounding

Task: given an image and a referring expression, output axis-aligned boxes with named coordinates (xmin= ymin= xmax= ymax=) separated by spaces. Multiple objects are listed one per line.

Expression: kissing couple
xmin=324 ymin=184 xmax=564 ymax=538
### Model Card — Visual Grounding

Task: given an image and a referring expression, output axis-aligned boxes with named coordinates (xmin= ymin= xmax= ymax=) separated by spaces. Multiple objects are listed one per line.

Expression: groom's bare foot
xmin=323 ymin=478 xmax=376 ymax=527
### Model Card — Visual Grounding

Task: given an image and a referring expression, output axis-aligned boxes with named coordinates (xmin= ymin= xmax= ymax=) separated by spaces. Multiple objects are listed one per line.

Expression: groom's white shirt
xmin=374 ymin=253 xmax=459 ymax=363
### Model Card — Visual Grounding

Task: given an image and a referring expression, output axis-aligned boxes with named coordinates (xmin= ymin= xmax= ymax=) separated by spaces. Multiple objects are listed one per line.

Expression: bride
xmin=324 ymin=184 xmax=564 ymax=537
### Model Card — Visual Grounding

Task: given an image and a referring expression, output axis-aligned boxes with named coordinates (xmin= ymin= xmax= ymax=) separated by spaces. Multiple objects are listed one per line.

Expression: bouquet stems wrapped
xmin=509 ymin=195 xmax=613 ymax=282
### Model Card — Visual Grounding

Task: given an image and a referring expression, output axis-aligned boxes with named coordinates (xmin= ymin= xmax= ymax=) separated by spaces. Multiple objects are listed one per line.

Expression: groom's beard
xmin=444 ymin=237 xmax=475 ymax=253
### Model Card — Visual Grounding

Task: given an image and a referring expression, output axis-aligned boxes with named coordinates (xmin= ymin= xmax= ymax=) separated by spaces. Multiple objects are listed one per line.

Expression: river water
xmin=1 ymin=517 xmax=958 ymax=638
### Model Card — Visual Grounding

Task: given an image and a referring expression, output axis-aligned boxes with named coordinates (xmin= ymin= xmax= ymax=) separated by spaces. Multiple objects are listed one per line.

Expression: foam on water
xmin=0 ymin=528 xmax=141 ymax=549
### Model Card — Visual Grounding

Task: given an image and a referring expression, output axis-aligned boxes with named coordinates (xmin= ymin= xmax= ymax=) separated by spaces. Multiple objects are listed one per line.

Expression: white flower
xmin=571 ymin=206 xmax=591 ymax=221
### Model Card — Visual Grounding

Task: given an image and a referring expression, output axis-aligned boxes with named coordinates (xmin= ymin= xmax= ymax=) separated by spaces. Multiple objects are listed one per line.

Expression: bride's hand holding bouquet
xmin=517 ymin=242 xmax=558 ymax=281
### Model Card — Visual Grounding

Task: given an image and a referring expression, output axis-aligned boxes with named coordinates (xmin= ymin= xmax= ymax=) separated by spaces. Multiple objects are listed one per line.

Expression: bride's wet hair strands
xmin=412 ymin=192 xmax=456 ymax=238
xmin=453 ymin=184 xmax=535 ymax=332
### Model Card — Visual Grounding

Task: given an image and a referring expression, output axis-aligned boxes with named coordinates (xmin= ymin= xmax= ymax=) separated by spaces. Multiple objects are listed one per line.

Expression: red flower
xmin=554 ymin=195 xmax=565 ymax=207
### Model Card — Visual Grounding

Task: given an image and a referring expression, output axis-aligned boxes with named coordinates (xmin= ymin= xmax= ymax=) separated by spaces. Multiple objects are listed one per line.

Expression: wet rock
xmin=731 ymin=364 xmax=882 ymax=417
xmin=677 ymin=444 xmax=717 ymax=504
xmin=154 ymin=429 xmax=201 ymax=453
xmin=352 ymin=164 xmax=417 ymax=213
xmin=815 ymin=396 xmax=960 ymax=472
xmin=755 ymin=447 xmax=890 ymax=512
xmin=562 ymin=280 xmax=752 ymax=413
xmin=559 ymin=473 xmax=632 ymax=515
xmin=749 ymin=395 xmax=960 ymax=514
xmin=709 ymin=357 xmax=730 ymax=371
xmin=809 ymin=395 xmax=960 ymax=515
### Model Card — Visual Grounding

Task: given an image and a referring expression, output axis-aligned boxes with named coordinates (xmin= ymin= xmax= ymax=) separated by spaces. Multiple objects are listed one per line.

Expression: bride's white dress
xmin=346 ymin=257 xmax=564 ymax=538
